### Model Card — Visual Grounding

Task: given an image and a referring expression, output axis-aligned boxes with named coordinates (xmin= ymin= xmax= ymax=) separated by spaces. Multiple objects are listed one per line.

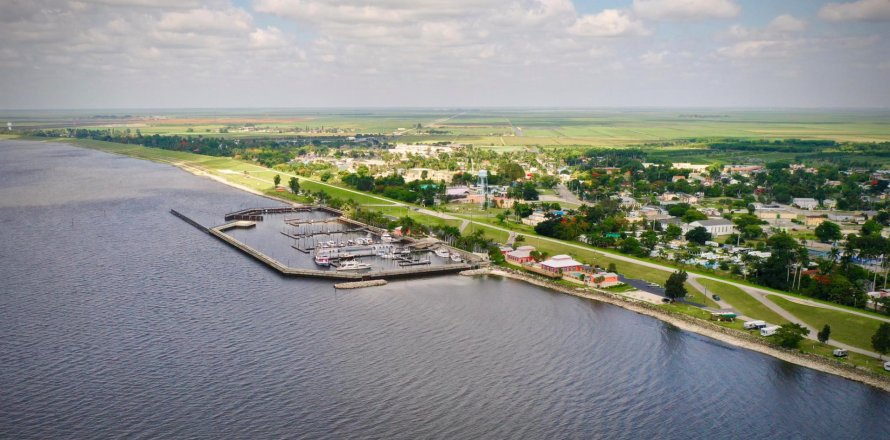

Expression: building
xmin=540 ymin=255 xmax=584 ymax=274
xmin=591 ymin=272 xmax=620 ymax=288
xmin=660 ymin=192 xmax=699 ymax=204
xmin=506 ymin=245 xmax=536 ymax=264
xmin=792 ymin=198 xmax=819 ymax=210
xmin=404 ymin=168 xmax=454 ymax=183
xmin=522 ymin=211 xmax=548 ymax=227
xmin=687 ymin=218 xmax=736 ymax=236
xmin=805 ymin=215 xmax=826 ymax=227
xmin=671 ymin=162 xmax=709 ymax=172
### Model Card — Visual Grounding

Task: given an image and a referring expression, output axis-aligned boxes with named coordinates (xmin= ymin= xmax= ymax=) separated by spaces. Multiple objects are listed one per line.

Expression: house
xmin=792 ymin=198 xmax=819 ymax=210
xmin=445 ymin=186 xmax=470 ymax=199
xmin=687 ymin=218 xmax=736 ymax=236
xmin=506 ymin=245 xmax=536 ymax=264
xmin=522 ymin=211 xmax=548 ymax=227
xmin=660 ymin=192 xmax=699 ymax=204
xmin=498 ymin=245 xmax=514 ymax=255
xmin=756 ymin=210 xmax=795 ymax=221
xmin=540 ymin=255 xmax=584 ymax=274
xmin=591 ymin=272 xmax=620 ymax=288
xmin=828 ymin=213 xmax=865 ymax=223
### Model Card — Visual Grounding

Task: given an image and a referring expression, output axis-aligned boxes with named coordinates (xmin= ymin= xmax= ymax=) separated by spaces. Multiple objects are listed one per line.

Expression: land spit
xmin=467 ymin=267 xmax=890 ymax=393
xmin=171 ymin=207 xmax=478 ymax=281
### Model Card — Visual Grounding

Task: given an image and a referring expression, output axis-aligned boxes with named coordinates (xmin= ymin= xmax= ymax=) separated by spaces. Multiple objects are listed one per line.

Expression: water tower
xmin=477 ymin=169 xmax=488 ymax=209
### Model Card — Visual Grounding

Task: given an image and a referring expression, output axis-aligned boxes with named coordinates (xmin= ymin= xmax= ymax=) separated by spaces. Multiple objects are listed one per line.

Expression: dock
xmin=171 ymin=208 xmax=478 ymax=281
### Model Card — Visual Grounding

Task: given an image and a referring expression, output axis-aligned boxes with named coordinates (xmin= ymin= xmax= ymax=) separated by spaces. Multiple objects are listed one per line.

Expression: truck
xmin=744 ymin=320 xmax=767 ymax=330
xmin=832 ymin=349 xmax=848 ymax=358
xmin=760 ymin=325 xmax=781 ymax=337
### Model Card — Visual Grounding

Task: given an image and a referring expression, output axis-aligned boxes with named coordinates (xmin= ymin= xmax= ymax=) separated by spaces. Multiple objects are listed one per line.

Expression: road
xmin=555 ymin=184 xmax=585 ymax=206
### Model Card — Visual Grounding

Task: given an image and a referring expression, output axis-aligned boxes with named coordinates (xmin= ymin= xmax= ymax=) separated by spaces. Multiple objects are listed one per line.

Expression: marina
xmin=172 ymin=206 xmax=480 ymax=280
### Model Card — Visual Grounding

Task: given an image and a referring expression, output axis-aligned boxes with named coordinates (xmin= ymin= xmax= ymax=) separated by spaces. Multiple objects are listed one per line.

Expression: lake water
xmin=1 ymin=140 xmax=889 ymax=439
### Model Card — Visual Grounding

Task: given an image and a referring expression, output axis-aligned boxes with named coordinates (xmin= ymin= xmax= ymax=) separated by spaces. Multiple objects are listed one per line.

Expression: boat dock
xmin=170 ymin=208 xmax=476 ymax=280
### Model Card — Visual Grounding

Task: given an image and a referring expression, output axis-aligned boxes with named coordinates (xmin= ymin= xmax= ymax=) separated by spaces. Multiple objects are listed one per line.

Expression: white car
xmin=885 ymin=361 xmax=890 ymax=372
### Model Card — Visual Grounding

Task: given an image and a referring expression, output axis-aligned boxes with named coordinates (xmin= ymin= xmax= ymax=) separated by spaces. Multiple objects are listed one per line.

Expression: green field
xmin=698 ymin=279 xmax=788 ymax=324
xmin=8 ymin=108 xmax=890 ymax=150
xmin=769 ymin=296 xmax=885 ymax=352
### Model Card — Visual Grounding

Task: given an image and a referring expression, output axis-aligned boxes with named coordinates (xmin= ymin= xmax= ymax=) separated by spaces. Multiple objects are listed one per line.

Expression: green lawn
xmin=769 ymin=295 xmax=885 ymax=352
xmin=698 ymin=279 xmax=788 ymax=325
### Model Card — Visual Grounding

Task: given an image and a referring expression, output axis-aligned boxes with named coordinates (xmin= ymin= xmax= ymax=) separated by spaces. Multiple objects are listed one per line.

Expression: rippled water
xmin=2 ymin=141 xmax=889 ymax=439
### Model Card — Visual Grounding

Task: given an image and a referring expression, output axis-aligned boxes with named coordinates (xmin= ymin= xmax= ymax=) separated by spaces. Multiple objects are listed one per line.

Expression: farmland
xmin=6 ymin=108 xmax=890 ymax=150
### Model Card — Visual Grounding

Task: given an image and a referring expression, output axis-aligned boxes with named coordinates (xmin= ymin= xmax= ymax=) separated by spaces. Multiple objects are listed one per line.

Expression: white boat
xmin=314 ymin=253 xmax=330 ymax=267
xmin=336 ymin=260 xmax=372 ymax=271
xmin=434 ymin=249 xmax=450 ymax=258
xmin=450 ymin=253 xmax=462 ymax=262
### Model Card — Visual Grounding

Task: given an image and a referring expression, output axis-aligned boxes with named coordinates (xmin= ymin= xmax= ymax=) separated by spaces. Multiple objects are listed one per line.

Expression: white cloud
xmin=640 ymin=50 xmax=669 ymax=65
xmin=632 ymin=0 xmax=740 ymax=21
xmin=819 ymin=0 xmax=890 ymax=22
xmin=768 ymin=14 xmax=807 ymax=33
xmin=568 ymin=10 xmax=650 ymax=37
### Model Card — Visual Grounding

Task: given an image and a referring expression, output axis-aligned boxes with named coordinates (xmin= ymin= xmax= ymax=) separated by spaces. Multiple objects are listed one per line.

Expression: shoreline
xmin=475 ymin=267 xmax=890 ymax=393
xmin=53 ymin=139 xmax=890 ymax=393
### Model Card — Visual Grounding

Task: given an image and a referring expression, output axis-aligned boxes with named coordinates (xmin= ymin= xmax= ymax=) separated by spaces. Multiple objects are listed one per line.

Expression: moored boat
xmin=336 ymin=260 xmax=372 ymax=271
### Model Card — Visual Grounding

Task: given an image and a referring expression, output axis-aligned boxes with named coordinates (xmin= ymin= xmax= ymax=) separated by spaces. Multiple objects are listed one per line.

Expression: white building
xmin=522 ymin=211 xmax=548 ymax=227
xmin=792 ymin=198 xmax=819 ymax=210
xmin=686 ymin=218 xmax=736 ymax=236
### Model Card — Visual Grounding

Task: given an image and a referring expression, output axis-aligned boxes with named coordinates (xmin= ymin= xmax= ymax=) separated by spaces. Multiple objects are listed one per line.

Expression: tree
xmin=273 ymin=174 xmax=281 ymax=186
xmin=288 ymin=176 xmax=300 ymax=194
xmin=817 ymin=324 xmax=831 ymax=344
xmin=664 ymin=224 xmax=682 ymax=241
xmin=620 ymin=237 xmax=644 ymax=256
xmin=685 ymin=226 xmax=712 ymax=245
xmin=873 ymin=323 xmax=890 ymax=359
xmin=815 ymin=221 xmax=842 ymax=243
xmin=665 ymin=270 xmax=688 ymax=300
xmin=514 ymin=235 xmax=525 ymax=244
xmin=607 ymin=263 xmax=617 ymax=274
xmin=774 ymin=323 xmax=810 ymax=348
xmin=862 ymin=219 xmax=883 ymax=236
xmin=496 ymin=211 xmax=507 ymax=224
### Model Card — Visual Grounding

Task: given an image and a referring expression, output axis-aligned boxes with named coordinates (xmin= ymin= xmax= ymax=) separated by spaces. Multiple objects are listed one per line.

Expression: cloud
xmin=819 ymin=0 xmax=890 ymax=22
xmin=716 ymin=14 xmax=809 ymax=59
xmin=632 ymin=0 xmax=740 ymax=21
xmin=568 ymin=9 xmax=650 ymax=37
xmin=768 ymin=14 xmax=807 ymax=33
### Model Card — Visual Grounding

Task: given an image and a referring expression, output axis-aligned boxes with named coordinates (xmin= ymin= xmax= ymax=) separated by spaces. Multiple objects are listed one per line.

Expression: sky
xmin=1 ymin=0 xmax=889 ymax=109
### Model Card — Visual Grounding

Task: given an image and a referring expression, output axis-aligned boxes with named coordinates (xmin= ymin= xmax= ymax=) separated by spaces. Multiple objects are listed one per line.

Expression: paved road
xmin=555 ymin=184 xmax=585 ymax=206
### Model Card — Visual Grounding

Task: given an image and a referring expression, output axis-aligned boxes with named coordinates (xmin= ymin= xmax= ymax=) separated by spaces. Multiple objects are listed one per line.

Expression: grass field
xmin=769 ymin=296 xmax=884 ymax=352
xmin=698 ymin=279 xmax=788 ymax=324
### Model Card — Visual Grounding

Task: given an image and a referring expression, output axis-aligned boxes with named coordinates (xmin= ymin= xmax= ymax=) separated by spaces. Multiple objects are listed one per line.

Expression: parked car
xmin=885 ymin=361 xmax=890 ymax=372
xmin=832 ymin=349 xmax=848 ymax=358
xmin=661 ymin=297 xmax=673 ymax=303
xmin=712 ymin=294 xmax=721 ymax=301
